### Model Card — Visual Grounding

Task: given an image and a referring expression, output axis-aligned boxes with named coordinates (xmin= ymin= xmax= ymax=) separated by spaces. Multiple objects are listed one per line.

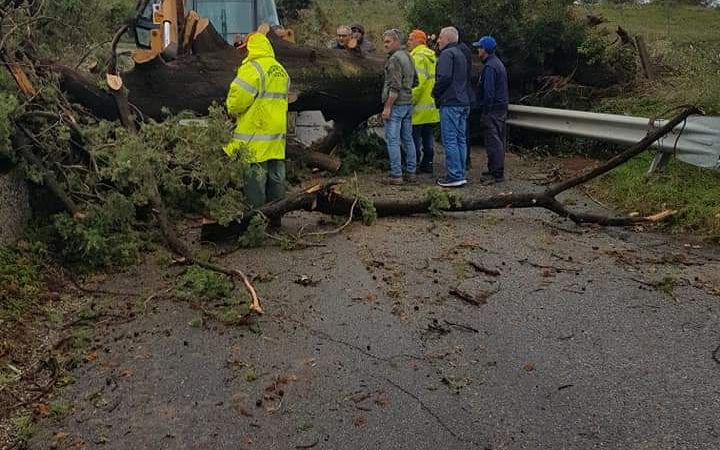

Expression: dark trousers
xmin=482 ymin=110 xmax=507 ymax=178
xmin=412 ymin=124 xmax=434 ymax=169
xmin=243 ymin=160 xmax=286 ymax=208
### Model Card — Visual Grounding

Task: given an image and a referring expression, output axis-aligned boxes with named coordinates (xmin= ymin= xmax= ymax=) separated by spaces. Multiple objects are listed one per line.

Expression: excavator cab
xmin=131 ymin=0 xmax=289 ymax=64
xmin=188 ymin=0 xmax=280 ymax=44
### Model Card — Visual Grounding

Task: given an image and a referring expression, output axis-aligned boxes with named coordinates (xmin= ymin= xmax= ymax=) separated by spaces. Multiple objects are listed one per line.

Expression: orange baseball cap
xmin=409 ymin=29 xmax=427 ymax=44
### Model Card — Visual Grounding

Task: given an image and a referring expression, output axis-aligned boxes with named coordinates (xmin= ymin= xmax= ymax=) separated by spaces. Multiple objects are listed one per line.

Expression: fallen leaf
xmin=353 ymin=415 xmax=367 ymax=428
xmin=36 ymin=402 xmax=51 ymax=417
xmin=523 ymin=362 xmax=535 ymax=372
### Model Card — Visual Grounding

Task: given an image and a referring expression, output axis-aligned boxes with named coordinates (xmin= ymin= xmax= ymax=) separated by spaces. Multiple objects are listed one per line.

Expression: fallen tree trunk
xmin=202 ymin=107 xmax=698 ymax=240
xmin=55 ymin=24 xmax=384 ymax=126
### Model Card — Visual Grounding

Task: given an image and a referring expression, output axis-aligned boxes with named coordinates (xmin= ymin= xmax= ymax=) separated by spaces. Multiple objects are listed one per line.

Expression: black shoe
xmin=480 ymin=175 xmax=505 ymax=186
xmin=419 ymin=164 xmax=434 ymax=174
xmin=481 ymin=170 xmax=492 ymax=176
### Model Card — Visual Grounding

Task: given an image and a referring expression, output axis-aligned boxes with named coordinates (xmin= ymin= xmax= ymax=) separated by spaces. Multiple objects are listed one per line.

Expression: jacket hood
xmin=411 ymin=44 xmax=432 ymax=56
xmin=245 ymin=33 xmax=276 ymax=61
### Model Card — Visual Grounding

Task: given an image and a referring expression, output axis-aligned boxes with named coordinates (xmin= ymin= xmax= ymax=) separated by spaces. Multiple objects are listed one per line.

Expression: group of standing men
xmin=221 ymin=25 xmax=509 ymax=227
xmin=381 ymin=26 xmax=509 ymax=187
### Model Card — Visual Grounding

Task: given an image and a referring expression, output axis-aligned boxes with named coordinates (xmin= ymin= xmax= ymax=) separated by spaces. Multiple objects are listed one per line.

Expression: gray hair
xmin=440 ymin=26 xmax=459 ymax=43
xmin=337 ymin=25 xmax=351 ymax=34
xmin=382 ymin=28 xmax=403 ymax=43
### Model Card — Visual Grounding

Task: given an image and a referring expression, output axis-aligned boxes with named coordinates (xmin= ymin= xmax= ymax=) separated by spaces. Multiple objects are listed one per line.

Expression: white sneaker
xmin=436 ymin=178 xmax=467 ymax=188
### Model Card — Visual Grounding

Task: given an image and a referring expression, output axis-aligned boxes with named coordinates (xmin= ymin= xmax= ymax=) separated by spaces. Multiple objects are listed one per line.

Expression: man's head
xmin=437 ymin=26 xmax=459 ymax=50
xmin=336 ymin=25 xmax=351 ymax=48
xmin=472 ymin=35 xmax=497 ymax=60
xmin=382 ymin=28 xmax=402 ymax=54
xmin=350 ymin=23 xmax=365 ymax=43
xmin=407 ymin=29 xmax=427 ymax=51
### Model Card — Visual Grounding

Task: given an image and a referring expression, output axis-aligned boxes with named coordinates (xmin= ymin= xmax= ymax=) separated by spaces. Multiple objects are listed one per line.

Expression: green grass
xmin=592 ymin=153 xmax=720 ymax=236
xmin=587 ymin=3 xmax=720 ymax=115
xmin=583 ymin=3 xmax=720 ymax=236
xmin=0 ymin=246 xmax=43 ymax=324
xmin=292 ymin=0 xmax=404 ymax=46
xmin=11 ymin=414 xmax=35 ymax=443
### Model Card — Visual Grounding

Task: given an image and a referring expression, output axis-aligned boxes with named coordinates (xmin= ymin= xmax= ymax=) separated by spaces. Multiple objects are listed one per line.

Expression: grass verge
xmin=584 ymin=3 xmax=720 ymax=236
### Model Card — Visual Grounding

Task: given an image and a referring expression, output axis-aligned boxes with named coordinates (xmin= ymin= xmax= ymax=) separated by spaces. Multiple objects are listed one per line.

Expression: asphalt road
xmin=31 ymin=155 xmax=720 ymax=450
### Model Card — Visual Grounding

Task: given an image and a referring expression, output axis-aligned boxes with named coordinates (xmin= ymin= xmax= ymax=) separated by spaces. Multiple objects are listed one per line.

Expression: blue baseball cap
xmin=472 ymin=36 xmax=497 ymax=53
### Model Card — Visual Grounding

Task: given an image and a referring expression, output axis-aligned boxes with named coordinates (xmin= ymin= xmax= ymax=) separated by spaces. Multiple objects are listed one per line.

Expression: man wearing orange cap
xmin=407 ymin=29 xmax=440 ymax=174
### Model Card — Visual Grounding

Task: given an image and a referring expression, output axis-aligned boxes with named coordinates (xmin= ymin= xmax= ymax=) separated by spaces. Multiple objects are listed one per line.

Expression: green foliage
xmin=50 ymin=195 xmax=143 ymax=269
xmin=238 ymin=214 xmax=268 ymax=248
xmin=407 ymin=0 xmax=588 ymax=90
xmin=176 ymin=266 xmax=233 ymax=302
xmin=0 ymin=245 xmax=44 ymax=324
xmin=49 ymin=400 xmax=73 ymax=418
xmin=577 ymin=30 xmax=638 ymax=85
xmin=590 ymin=3 xmax=720 ymax=114
xmin=29 ymin=104 xmax=251 ymax=269
xmin=39 ymin=0 xmax=136 ymax=57
xmin=336 ymin=130 xmax=387 ymax=175
xmin=426 ymin=187 xmax=461 ymax=217
xmin=359 ymin=197 xmax=378 ymax=225
xmin=11 ymin=414 xmax=35 ymax=443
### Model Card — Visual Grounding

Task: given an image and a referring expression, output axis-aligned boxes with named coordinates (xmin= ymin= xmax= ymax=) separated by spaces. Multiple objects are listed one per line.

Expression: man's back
xmin=478 ymin=54 xmax=508 ymax=112
xmin=432 ymin=43 xmax=470 ymax=107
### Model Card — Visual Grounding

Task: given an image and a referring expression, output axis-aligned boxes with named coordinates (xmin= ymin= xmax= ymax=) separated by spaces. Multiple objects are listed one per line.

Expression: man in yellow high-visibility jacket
xmin=225 ymin=33 xmax=290 ymax=216
xmin=407 ymin=29 xmax=440 ymax=174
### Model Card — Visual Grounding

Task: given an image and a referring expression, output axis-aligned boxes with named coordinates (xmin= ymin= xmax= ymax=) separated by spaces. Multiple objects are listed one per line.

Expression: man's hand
xmin=382 ymin=107 xmax=392 ymax=121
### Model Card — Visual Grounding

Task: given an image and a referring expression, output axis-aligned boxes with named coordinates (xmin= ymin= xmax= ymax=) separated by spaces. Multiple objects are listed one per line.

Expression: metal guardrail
xmin=507 ymin=105 xmax=720 ymax=173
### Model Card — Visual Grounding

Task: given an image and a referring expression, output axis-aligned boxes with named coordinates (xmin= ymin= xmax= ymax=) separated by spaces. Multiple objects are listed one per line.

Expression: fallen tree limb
xmin=12 ymin=126 xmax=85 ymax=219
xmin=286 ymin=139 xmax=342 ymax=172
xmin=147 ymin=176 xmax=263 ymax=314
xmin=203 ymin=106 xmax=698 ymax=240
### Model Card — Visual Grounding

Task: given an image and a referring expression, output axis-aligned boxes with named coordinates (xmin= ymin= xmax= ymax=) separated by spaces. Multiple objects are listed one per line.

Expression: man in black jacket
xmin=432 ymin=26 xmax=471 ymax=187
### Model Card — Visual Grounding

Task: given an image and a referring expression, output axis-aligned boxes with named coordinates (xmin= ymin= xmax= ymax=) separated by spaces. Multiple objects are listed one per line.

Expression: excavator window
xmin=189 ymin=0 xmax=280 ymax=44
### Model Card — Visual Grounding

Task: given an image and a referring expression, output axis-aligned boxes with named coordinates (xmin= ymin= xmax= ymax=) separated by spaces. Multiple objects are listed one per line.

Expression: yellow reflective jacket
xmin=411 ymin=44 xmax=440 ymax=125
xmin=224 ymin=34 xmax=290 ymax=163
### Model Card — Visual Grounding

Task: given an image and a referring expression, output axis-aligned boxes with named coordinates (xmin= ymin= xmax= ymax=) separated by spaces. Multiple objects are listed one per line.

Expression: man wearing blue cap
xmin=472 ymin=36 xmax=509 ymax=184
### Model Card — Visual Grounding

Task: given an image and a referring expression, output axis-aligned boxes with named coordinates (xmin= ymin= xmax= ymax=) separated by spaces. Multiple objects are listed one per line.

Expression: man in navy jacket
xmin=472 ymin=35 xmax=509 ymax=183
xmin=432 ymin=26 xmax=471 ymax=187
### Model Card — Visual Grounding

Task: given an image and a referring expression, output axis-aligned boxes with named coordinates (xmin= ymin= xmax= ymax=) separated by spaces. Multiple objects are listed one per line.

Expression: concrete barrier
xmin=0 ymin=168 xmax=31 ymax=246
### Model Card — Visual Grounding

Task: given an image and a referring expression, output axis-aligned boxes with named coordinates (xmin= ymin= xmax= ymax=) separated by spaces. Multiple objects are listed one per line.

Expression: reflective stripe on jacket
xmin=224 ymin=34 xmax=290 ymax=163
xmin=410 ymin=44 xmax=440 ymax=125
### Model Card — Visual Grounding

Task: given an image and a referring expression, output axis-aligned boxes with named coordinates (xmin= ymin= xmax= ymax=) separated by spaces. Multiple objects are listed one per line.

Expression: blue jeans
xmin=384 ymin=104 xmax=417 ymax=178
xmin=440 ymin=106 xmax=469 ymax=182
xmin=413 ymin=124 xmax=435 ymax=168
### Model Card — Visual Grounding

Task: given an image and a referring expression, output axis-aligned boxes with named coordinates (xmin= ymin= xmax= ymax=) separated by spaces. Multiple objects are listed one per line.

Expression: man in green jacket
xmin=381 ymin=28 xmax=417 ymax=185
xmin=407 ymin=29 xmax=440 ymax=174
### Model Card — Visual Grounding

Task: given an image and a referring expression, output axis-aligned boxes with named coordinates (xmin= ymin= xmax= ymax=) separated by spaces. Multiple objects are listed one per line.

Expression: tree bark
xmin=54 ymin=25 xmax=385 ymax=125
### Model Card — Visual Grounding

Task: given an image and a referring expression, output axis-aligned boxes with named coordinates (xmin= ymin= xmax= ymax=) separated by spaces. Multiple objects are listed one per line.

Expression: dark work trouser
xmin=482 ymin=110 xmax=507 ymax=178
xmin=243 ymin=160 xmax=286 ymax=209
xmin=412 ymin=124 xmax=435 ymax=169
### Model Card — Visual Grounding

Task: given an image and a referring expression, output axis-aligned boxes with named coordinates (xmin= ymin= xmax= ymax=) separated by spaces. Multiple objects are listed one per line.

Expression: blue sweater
xmin=477 ymin=54 xmax=508 ymax=113
xmin=432 ymin=43 xmax=471 ymax=107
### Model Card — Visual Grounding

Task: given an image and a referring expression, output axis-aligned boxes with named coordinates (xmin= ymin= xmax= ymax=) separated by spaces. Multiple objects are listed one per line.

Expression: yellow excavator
xmin=131 ymin=0 xmax=293 ymax=64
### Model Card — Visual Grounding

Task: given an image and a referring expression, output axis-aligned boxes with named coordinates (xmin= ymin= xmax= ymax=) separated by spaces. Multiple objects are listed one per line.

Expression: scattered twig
xmin=467 ymin=261 xmax=500 ymax=277
xmin=449 ymin=288 xmax=488 ymax=306
xmin=443 ymin=320 xmax=479 ymax=333
xmin=712 ymin=344 xmax=720 ymax=366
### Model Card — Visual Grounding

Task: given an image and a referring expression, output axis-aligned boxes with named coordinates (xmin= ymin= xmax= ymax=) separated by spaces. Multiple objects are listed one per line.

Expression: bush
xmin=407 ymin=0 xmax=589 ymax=92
